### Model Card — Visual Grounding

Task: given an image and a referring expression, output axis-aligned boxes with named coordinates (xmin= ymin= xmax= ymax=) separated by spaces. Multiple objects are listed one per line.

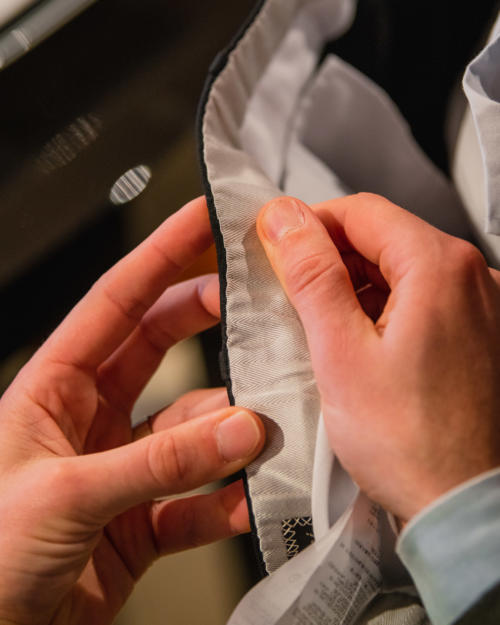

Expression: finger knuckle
xmin=354 ymin=191 xmax=385 ymax=205
xmin=180 ymin=502 xmax=204 ymax=548
xmin=40 ymin=460 xmax=83 ymax=508
xmin=287 ymin=253 xmax=348 ymax=301
xmin=95 ymin=272 xmax=149 ymax=324
xmin=146 ymin=433 xmax=189 ymax=490
xmin=354 ymin=192 xmax=398 ymax=213
xmin=448 ymin=239 xmax=487 ymax=277
xmin=139 ymin=314 xmax=177 ymax=355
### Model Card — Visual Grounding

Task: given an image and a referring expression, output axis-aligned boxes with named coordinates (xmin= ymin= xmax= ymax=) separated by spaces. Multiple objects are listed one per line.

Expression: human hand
xmin=257 ymin=193 xmax=500 ymax=523
xmin=0 ymin=197 xmax=265 ymax=625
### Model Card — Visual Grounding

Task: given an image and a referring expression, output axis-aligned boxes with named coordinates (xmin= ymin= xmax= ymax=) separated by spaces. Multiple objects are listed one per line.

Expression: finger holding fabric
xmin=0 ymin=197 xmax=265 ymax=625
xmin=133 ymin=387 xmax=230 ymax=441
xmin=257 ymin=193 xmax=500 ymax=523
xmin=2 ymin=196 xmax=216 ymax=459
xmin=99 ymin=272 xmax=220 ymax=412
xmin=130 ymin=390 xmax=252 ymax=558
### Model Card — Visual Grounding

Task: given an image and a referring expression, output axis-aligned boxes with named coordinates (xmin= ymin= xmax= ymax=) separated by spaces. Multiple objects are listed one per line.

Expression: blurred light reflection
xmin=109 ymin=165 xmax=152 ymax=205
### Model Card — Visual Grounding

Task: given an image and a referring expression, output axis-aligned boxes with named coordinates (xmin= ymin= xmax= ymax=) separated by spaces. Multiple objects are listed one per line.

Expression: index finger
xmin=40 ymin=196 xmax=213 ymax=370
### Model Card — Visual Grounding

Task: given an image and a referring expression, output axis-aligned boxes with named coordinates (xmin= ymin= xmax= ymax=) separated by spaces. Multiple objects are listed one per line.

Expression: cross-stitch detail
xmin=281 ymin=517 xmax=314 ymax=559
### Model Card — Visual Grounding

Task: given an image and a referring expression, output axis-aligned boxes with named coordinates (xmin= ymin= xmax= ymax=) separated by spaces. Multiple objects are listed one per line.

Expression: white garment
xmin=198 ymin=1 xmax=500 ymax=623
xmin=453 ymin=11 xmax=500 ymax=265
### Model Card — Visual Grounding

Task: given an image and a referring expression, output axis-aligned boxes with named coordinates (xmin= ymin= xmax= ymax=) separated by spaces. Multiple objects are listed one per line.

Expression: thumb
xmin=70 ymin=407 xmax=264 ymax=521
xmin=256 ymin=197 xmax=374 ymax=371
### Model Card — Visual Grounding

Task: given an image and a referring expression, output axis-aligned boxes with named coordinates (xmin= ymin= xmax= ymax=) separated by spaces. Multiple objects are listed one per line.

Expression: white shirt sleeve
xmin=396 ymin=467 xmax=500 ymax=625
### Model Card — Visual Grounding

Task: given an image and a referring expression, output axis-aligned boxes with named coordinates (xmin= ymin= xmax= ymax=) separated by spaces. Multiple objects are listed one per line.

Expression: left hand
xmin=0 ymin=197 xmax=265 ymax=625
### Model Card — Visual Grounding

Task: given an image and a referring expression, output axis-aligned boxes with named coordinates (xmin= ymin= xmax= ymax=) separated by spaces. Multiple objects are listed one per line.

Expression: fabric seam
xmin=195 ymin=0 xmax=268 ymax=579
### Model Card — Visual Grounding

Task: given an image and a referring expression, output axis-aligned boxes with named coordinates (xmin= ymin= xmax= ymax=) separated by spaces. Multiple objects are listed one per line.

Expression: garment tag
xmin=228 ymin=493 xmax=383 ymax=625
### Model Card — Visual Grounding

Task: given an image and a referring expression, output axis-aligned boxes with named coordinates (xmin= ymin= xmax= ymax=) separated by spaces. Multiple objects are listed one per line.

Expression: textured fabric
xmin=451 ymin=105 xmax=496 ymax=261
xmin=201 ymin=0 xmax=357 ymax=574
xmin=397 ymin=469 xmax=500 ymax=625
xmin=463 ymin=12 xmax=500 ymax=236
xmin=452 ymin=10 xmax=500 ymax=265
xmin=360 ymin=595 xmax=428 ymax=625
xmin=199 ymin=0 xmax=500 ymax=623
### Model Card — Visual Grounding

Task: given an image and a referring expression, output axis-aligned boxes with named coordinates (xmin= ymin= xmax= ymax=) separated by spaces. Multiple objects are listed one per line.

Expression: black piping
xmin=196 ymin=0 xmax=268 ymax=578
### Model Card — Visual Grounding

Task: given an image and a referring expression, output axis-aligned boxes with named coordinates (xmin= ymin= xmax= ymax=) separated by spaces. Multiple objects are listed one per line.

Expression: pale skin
xmin=2 ymin=192 xmax=500 ymax=624
xmin=0 ymin=197 xmax=265 ymax=625
xmin=257 ymin=193 xmax=500 ymax=522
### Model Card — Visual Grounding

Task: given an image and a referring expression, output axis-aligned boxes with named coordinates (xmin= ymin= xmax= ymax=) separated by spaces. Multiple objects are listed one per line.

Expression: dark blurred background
xmin=0 ymin=0 xmax=256 ymax=391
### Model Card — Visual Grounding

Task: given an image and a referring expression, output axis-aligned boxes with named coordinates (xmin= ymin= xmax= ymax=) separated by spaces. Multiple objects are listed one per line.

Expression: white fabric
xmin=203 ymin=0 xmax=357 ymax=574
xmin=202 ymin=0 xmax=472 ymax=580
xmin=311 ymin=417 xmax=358 ymax=540
xmin=288 ymin=56 xmax=470 ymax=237
xmin=453 ymin=10 xmax=500 ymax=266
xmin=397 ymin=468 xmax=500 ymax=625
xmin=462 ymin=11 xmax=500 ymax=237
xmin=200 ymin=1 xmax=498 ymax=622
xmin=240 ymin=0 xmax=356 ymax=185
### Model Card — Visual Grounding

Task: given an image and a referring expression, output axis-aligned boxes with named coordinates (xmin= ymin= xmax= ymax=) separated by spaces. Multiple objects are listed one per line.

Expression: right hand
xmin=257 ymin=193 xmax=500 ymax=523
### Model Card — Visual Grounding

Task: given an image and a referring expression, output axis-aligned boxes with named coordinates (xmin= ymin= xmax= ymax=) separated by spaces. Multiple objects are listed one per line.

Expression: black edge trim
xmin=196 ymin=0 xmax=268 ymax=578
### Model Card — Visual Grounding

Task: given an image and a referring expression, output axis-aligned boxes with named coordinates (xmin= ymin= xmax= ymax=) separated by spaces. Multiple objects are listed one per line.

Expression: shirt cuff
xmin=396 ymin=467 xmax=500 ymax=625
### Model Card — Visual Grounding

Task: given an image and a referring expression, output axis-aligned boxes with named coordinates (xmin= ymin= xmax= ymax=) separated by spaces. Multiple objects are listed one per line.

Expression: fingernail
xmin=261 ymin=199 xmax=305 ymax=243
xmin=216 ymin=411 xmax=261 ymax=462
